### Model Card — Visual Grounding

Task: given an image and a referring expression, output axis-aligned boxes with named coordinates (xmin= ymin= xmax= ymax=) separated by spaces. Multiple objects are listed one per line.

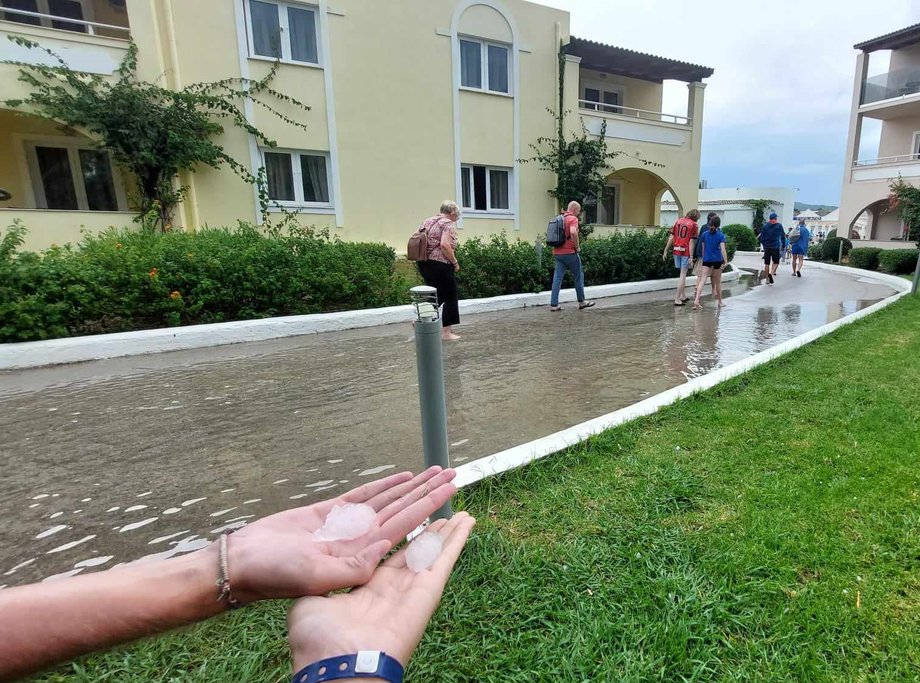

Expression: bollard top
xmin=410 ymin=285 xmax=439 ymax=322
xmin=410 ymin=285 xmax=437 ymax=296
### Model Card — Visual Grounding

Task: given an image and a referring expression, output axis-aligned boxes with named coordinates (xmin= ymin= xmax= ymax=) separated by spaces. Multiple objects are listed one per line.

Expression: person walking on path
xmin=417 ymin=201 xmax=462 ymax=341
xmin=692 ymin=216 xmax=729 ymax=310
xmin=550 ymin=201 xmax=595 ymax=312
xmin=789 ymin=218 xmax=811 ymax=277
xmin=758 ymin=212 xmax=786 ymax=284
xmin=663 ymin=209 xmax=700 ymax=306
xmin=692 ymin=212 xmax=718 ymax=278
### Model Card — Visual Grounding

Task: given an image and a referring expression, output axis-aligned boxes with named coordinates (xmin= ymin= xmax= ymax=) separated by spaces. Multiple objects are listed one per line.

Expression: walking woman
xmin=692 ymin=215 xmax=729 ymax=310
xmin=417 ymin=200 xmax=462 ymax=341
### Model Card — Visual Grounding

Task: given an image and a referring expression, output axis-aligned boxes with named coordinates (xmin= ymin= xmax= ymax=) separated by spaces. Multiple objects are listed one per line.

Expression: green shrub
xmin=877 ymin=248 xmax=920 ymax=274
xmin=821 ymin=236 xmax=852 ymax=262
xmin=721 ymin=224 xmax=758 ymax=251
xmin=848 ymin=247 xmax=882 ymax=271
xmin=0 ymin=223 xmax=410 ymax=342
xmin=826 ymin=228 xmax=837 ymax=241
xmin=807 ymin=243 xmax=823 ymax=260
xmin=454 ymin=233 xmax=544 ymax=299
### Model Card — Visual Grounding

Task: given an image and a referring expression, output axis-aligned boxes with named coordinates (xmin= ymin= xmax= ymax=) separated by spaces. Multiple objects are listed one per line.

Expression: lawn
xmin=33 ymin=296 xmax=920 ymax=682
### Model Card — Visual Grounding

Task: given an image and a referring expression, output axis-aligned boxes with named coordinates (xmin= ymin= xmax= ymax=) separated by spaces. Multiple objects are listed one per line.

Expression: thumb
xmin=330 ymin=539 xmax=392 ymax=590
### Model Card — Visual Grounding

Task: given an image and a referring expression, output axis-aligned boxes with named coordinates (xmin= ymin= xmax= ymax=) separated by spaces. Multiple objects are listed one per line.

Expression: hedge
xmin=722 ymin=224 xmax=758 ymax=251
xmin=848 ymin=247 xmax=882 ymax=271
xmin=877 ymin=248 xmax=919 ymax=275
xmin=0 ymin=222 xmax=409 ymax=343
xmin=821 ymin=236 xmax=852 ymax=261
xmin=807 ymin=244 xmax=824 ymax=260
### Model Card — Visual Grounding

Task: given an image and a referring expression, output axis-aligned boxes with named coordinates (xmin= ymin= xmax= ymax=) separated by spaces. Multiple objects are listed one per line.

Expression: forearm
xmin=0 ymin=544 xmax=222 ymax=680
xmin=441 ymin=244 xmax=457 ymax=264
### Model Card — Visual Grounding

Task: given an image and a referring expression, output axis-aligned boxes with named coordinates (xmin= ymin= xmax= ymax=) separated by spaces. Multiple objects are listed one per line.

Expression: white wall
xmin=661 ymin=186 xmax=797 ymax=228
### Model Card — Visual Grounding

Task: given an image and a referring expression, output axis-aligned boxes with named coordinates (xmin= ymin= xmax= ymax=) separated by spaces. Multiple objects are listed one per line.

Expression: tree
xmin=3 ymin=37 xmax=309 ymax=230
xmin=888 ymin=177 xmax=920 ymax=244
xmin=739 ymin=199 xmax=776 ymax=234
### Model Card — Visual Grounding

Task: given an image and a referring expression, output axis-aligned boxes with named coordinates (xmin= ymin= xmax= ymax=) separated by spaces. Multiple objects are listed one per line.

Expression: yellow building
xmin=0 ymin=0 xmax=712 ymax=253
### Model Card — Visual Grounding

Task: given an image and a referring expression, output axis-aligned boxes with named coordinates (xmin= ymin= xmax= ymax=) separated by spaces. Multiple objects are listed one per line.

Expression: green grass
xmin=33 ymin=297 xmax=920 ymax=682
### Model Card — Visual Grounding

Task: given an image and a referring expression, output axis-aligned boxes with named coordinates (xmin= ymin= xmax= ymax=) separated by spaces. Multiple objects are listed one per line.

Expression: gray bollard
xmin=535 ymin=234 xmax=544 ymax=267
xmin=409 ymin=285 xmax=452 ymax=520
xmin=838 ymin=240 xmax=844 ymax=264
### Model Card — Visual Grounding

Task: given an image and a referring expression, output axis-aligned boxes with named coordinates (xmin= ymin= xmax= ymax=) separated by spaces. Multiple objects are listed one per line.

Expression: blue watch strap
xmin=292 ymin=651 xmax=404 ymax=683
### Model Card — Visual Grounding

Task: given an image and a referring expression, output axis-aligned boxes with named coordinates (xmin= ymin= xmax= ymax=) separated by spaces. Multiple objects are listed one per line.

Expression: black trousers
xmin=417 ymin=260 xmax=460 ymax=327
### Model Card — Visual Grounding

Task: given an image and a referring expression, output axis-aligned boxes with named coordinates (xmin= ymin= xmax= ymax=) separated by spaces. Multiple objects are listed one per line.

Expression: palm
xmin=288 ymin=513 xmax=476 ymax=671
xmin=227 ymin=467 xmax=458 ymax=602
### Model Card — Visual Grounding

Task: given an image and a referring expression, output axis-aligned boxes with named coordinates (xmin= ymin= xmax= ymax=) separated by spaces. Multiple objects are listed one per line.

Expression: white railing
xmin=0 ymin=6 xmax=130 ymax=37
xmin=853 ymin=154 xmax=920 ymax=167
xmin=578 ymin=100 xmax=691 ymax=126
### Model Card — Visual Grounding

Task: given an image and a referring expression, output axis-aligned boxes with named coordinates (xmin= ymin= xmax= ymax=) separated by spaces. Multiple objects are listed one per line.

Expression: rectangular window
xmin=28 ymin=142 xmax=122 ymax=211
xmin=248 ymin=0 xmax=319 ymax=65
xmin=1 ymin=0 xmax=88 ymax=32
xmin=583 ymin=86 xmax=623 ymax=114
xmin=460 ymin=165 xmax=512 ymax=213
xmin=263 ymin=150 xmax=332 ymax=206
xmin=459 ymin=39 xmax=481 ymax=89
xmin=459 ymin=38 xmax=510 ymax=94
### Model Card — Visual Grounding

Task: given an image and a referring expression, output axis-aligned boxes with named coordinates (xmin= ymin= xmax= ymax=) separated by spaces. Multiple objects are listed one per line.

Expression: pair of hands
xmin=226 ymin=466 xmax=474 ymax=670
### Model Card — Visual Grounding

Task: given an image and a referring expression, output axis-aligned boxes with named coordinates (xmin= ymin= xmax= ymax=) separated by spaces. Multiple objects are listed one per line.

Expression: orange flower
xmin=169 ymin=290 xmax=182 ymax=300
xmin=148 ymin=268 xmax=158 ymax=278
xmin=115 ymin=243 xmax=123 ymax=249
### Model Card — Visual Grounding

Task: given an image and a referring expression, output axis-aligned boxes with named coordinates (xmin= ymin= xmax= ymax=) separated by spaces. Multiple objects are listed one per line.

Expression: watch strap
xmin=292 ymin=651 xmax=404 ymax=683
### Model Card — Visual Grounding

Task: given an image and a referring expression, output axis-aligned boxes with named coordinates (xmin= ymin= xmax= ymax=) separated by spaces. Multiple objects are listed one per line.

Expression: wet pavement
xmin=0 ymin=254 xmax=897 ymax=586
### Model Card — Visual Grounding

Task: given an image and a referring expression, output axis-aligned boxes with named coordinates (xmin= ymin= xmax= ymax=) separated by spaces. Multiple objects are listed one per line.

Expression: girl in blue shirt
xmin=692 ymin=216 xmax=729 ymax=310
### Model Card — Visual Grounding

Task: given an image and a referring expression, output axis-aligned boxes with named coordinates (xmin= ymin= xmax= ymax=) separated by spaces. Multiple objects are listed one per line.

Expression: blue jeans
xmin=551 ymin=253 xmax=586 ymax=306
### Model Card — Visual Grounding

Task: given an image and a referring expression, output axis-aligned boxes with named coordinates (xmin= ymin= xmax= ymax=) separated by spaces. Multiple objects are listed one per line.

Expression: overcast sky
xmin=541 ymin=0 xmax=916 ymax=205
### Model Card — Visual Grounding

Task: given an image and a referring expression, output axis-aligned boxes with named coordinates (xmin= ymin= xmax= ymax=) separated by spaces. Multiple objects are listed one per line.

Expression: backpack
xmin=407 ymin=225 xmax=429 ymax=262
xmin=545 ymin=214 xmax=567 ymax=247
xmin=789 ymin=225 xmax=802 ymax=243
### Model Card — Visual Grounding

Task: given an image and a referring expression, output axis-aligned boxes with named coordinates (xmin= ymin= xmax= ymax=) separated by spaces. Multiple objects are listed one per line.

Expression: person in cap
xmin=758 ymin=212 xmax=786 ymax=284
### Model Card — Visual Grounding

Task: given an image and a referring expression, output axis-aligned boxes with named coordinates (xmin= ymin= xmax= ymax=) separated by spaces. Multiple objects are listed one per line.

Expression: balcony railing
xmin=861 ymin=64 xmax=920 ymax=106
xmin=0 ymin=6 xmax=129 ymax=38
xmin=853 ymin=154 xmax=920 ymax=166
xmin=578 ymin=99 xmax=691 ymax=126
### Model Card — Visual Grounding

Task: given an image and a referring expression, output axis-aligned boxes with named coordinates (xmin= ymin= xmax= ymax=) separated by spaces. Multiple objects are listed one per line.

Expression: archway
xmin=585 ymin=166 xmax=678 ymax=227
xmin=850 ymin=198 xmax=900 ymax=241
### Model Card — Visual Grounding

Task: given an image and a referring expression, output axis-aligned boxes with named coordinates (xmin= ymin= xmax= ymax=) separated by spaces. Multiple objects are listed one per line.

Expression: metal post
xmin=535 ymin=234 xmax=543 ymax=267
xmin=912 ymin=250 xmax=920 ymax=295
xmin=410 ymin=286 xmax=452 ymax=520
xmin=838 ymin=240 xmax=844 ymax=264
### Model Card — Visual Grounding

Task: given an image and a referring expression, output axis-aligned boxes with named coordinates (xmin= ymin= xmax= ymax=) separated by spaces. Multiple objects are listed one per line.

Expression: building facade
xmin=0 ymin=0 xmax=712 ymax=252
xmin=839 ymin=23 xmax=920 ymax=247
xmin=661 ymin=186 xmax=796 ymax=229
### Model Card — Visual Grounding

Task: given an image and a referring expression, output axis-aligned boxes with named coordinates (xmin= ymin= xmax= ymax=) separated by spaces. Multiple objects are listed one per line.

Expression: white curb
xmin=453 ymin=261 xmax=911 ymax=488
xmin=0 ymin=271 xmax=739 ymax=370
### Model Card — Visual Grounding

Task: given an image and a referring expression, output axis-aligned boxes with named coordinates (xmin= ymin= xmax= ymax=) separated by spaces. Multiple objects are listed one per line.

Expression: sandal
xmin=674 ymin=301 xmax=685 ymax=306
xmin=550 ymin=306 xmax=562 ymax=312
xmin=578 ymin=301 xmax=596 ymax=310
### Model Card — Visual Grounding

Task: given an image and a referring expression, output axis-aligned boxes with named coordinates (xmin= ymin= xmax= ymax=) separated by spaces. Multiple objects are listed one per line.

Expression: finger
xmin=310 ymin=539 xmax=392 ymax=594
xmin=428 ymin=512 xmax=476 ymax=584
xmin=337 ymin=471 xmax=417 ymax=506
xmin=378 ymin=482 xmax=457 ymax=544
xmin=376 ymin=468 xmax=456 ymax=526
xmin=363 ymin=466 xmax=447 ymax=512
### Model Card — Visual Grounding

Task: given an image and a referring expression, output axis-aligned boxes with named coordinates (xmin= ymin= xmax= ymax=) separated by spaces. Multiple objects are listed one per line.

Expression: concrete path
xmin=0 ymin=258 xmax=896 ymax=586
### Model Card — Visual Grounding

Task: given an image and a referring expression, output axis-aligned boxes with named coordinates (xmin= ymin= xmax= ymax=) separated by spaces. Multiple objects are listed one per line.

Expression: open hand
xmin=227 ymin=467 xmax=457 ymax=603
xmin=288 ymin=512 xmax=476 ymax=672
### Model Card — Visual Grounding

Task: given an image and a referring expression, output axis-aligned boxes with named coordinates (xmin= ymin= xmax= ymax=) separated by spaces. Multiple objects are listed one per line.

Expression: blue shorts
xmin=673 ymin=255 xmax=691 ymax=269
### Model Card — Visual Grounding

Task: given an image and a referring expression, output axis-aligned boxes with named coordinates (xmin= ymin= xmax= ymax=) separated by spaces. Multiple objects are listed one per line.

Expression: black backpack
xmin=545 ymin=214 xmax=566 ymax=247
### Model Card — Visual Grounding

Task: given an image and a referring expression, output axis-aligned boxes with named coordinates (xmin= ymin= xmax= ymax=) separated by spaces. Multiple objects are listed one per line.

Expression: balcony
xmin=851 ymin=154 xmax=920 ymax=182
xmin=0 ymin=2 xmax=130 ymax=81
xmin=859 ymin=64 xmax=920 ymax=119
xmin=579 ymin=99 xmax=692 ymax=147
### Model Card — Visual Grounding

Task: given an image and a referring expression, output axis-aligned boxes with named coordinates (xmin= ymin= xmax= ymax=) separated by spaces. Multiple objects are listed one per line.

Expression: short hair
xmin=440 ymin=200 xmax=460 ymax=216
xmin=709 ymin=215 xmax=721 ymax=229
xmin=567 ymin=201 xmax=581 ymax=213
xmin=707 ymin=211 xmax=718 ymax=220
xmin=687 ymin=209 xmax=701 ymax=221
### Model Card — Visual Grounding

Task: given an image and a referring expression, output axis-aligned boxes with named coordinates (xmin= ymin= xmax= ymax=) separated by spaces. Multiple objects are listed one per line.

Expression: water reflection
xmin=0 ymin=271 xmax=896 ymax=586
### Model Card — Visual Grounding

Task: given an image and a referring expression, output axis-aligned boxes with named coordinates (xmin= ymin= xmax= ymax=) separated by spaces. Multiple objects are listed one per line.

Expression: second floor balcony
xmin=851 ymin=154 xmax=920 ymax=183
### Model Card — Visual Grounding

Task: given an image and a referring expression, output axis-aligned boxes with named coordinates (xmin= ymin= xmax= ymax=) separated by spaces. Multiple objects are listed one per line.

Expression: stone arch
xmin=597 ymin=166 xmax=680 ymax=227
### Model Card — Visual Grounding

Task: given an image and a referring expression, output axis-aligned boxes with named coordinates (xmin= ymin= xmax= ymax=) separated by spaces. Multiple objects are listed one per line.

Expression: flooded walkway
xmin=0 ymin=255 xmax=897 ymax=585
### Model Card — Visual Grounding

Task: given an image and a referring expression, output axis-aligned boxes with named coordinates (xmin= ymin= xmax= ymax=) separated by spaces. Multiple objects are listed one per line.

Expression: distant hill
xmin=795 ymin=202 xmax=837 ymax=216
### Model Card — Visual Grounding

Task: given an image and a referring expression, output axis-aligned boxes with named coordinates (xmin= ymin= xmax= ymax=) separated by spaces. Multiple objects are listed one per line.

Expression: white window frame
xmin=244 ymin=0 xmax=321 ymax=67
xmin=460 ymin=164 xmax=513 ymax=215
xmin=260 ymin=148 xmax=333 ymax=211
xmin=581 ymin=82 xmax=625 ymax=113
xmin=22 ymin=137 xmax=127 ymax=212
xmin=458 ymin=36 xmax=511 ymax=96
xmin=0 ymin=0 xmax=95 ymax=31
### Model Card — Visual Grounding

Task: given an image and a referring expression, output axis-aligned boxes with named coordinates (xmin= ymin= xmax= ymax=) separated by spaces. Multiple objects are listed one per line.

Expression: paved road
xmin=0 ymin=256 xmax=895 ymax=586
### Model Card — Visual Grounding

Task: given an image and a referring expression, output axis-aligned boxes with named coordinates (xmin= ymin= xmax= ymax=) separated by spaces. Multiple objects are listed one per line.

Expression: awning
xmin=565 ymin=36 xmax=714 ymax=84
xmin=854 ymin=23 xmax=920 ymax=52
